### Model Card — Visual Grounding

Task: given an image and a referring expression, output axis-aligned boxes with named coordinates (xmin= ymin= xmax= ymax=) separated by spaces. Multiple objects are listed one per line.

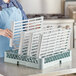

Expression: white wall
xmin=20 ymin=0 xmax=62 ymax=14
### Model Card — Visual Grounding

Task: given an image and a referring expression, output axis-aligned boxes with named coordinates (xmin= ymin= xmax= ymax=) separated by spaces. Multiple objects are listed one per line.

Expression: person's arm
xmin=0 ymin=29 xmax=12 ymax=38
xmin=16 ymin=0 xmax=27 ymax=20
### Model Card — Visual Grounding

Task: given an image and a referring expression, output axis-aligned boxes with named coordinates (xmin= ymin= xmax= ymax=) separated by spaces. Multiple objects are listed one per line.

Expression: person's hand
xmin=0 ymin=29 xmax=13 ymax=38
xmin=3 ymin=0 xmax=10 ymax=3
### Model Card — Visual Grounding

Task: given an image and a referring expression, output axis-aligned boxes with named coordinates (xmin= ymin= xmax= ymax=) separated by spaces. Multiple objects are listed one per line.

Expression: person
xmin=0 ymin=0 xmax=27 ymax=57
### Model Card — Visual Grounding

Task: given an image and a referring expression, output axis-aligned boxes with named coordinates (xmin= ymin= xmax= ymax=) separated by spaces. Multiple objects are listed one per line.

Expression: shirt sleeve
xmin=15 ymin=0 xmax=27 ymax=20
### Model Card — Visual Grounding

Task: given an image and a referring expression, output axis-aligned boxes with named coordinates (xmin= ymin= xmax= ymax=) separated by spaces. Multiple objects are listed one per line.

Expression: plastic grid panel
xmin=10 ymin=17 xmax=43 ymax=50
xmin=39 ymin=28 xmax=71 ymax=58
xmin=19 ymin=27 xmax=71 ymax=58
xmin=18 ymin=30 xmax=42 ymax=56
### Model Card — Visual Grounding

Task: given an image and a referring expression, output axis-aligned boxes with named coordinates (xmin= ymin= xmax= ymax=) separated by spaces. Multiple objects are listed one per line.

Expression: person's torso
xmin=0 ymin=6 xmax=22 ymax=57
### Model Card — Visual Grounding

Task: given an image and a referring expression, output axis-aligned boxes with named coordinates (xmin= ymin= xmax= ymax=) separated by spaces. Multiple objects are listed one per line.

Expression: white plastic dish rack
xmin=4 ymin=17 xmax=72 ymax=69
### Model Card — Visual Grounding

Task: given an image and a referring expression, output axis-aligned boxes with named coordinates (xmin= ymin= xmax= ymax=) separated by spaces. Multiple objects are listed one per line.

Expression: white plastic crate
xmin=4 ymin=17 xmax=72 ymax=69
xmin=10 ymin=17 xmax=43 ymax=50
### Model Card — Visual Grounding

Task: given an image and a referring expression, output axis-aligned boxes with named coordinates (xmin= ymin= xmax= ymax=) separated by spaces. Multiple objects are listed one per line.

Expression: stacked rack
xmin=4 ymin=17 xmax=72 ymax=69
